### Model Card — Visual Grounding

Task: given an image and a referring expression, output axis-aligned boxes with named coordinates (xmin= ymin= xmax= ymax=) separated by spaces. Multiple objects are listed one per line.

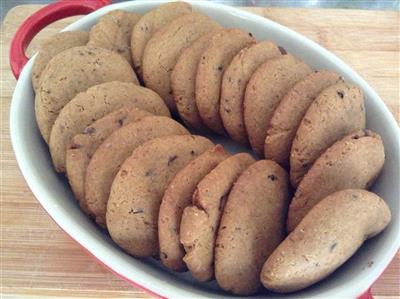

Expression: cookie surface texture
xmin=244 ymin=54 xmax=312 ymax=155
xmin=88 ymin=10 xmax=141 ymax=64
xmin=32 ymin=31 xmax=89 ymax=91
xmin=287 ymin=130 xmax=384 ymax=232
xmin=180 ymin=153 xmax=255 ymax=281
xmin=265 ymin=70 xmax=342 ymax=167
xmin=49 ymin=82 xmax=168 ymax=173
xmin=290 ymin=82 xmax=366 ymax=187
xmin=107 ymin=135 xmax=214 ymax=257
xmin=171 ymin=30 xmax=221 ymax=130
xmin=35 ymin=46 xmax=138 ymax=142
xmin=86 ymin=117 xmax=188 ymax=226
xmin=215 ymin=160 xmax=289 ymax=295
xmin=158 ymin=144 xmax=230 ymax=271
xmin=195 ymin=28 xmax=256 ymax=134
xmin=66 ymin=107 xmax=152 ymax=212
xmin=142 ymin=12 xmax=220 ymax=111
xmin=220 ymin=41 xmax=281 ymax=144
xmin=131 ymin=2 xmax=192 ymax=76
xmin=261 ymin=189 xmax=391 ymax=293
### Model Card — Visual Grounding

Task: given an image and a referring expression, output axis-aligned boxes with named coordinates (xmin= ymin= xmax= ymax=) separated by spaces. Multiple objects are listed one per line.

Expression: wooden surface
xmin=1 ymin=4 xmax=399 ymax=298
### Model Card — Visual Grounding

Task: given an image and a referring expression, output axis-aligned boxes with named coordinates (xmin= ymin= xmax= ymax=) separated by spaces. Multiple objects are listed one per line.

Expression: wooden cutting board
xmin=1 ymin=4 xmax=399 ymax=298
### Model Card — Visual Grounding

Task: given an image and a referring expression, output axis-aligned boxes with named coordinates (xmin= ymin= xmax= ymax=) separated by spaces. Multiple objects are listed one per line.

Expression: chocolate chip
xmin=69 ymin=143 xmax=81 ymax=150
xmin=129 ymin=208 xmax=144 ymax=214
xmin=248 ymin=32 xmax=253 ymax=37
xmin=217 ymin=65 xmax=223 ymax=71
xmin=268 ymin=174 xmax=277 ymax=181
xmin=167 ymin=155 xmax=178 ymax=166
xmin=145 ymin=169 xmax=154 ymax=177
xmin=337 ymin=91 xmax=344 ymax=98
xmin=278 ymin=46 xmax=287 ymax=55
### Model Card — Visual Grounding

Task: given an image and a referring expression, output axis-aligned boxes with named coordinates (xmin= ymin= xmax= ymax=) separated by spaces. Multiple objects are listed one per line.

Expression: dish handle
xmin=9 ymin=0 xmax=111 ymax=79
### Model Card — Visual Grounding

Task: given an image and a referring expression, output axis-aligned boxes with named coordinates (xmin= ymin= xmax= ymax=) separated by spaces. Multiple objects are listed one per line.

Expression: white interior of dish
xmin=10 ymin=1 xmax=399 ymax=298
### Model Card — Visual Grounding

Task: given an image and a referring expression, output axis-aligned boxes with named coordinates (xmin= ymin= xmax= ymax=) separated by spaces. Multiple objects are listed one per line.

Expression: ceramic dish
xmin=9 ymin=1 xmax=399 ymax=298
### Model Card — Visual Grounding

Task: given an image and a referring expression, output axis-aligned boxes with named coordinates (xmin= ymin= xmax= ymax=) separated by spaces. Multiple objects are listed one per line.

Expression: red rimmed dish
xmin=9 ymin=1 xmax=399 ymax=298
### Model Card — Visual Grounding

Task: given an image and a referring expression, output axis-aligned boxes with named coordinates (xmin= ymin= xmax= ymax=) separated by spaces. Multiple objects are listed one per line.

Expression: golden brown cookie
xmin=86 ymin=117 xmax=189 ymax=226
xmin=290 ymin=82 xmax=366 ymax=187
xmin=220 ymin=41 xmax=282 ymax=144
xmin=107 ymin=135 xmax=214 ymax=257
xmin=66 ymin=107 xmax=152 ymax=213
xmin=131 ymin=2 xmax=192 ymax=76
xmin=261 ymin=189 xmax=391 ymax=293
xmin=88 ymin=10 xmax=141 ymax=64
xmin=195 ymin=29 xmax=255 ymax=134
xmin=32 ymin=31 xmax=89 ymax=91
xmin=142 ymin=12 xmax=220 ymax=111
xmin=49 ymin=82 xmax=168 ymax=173
xmin=35 ymin=46 xmax=138 ymax=143
xmin=171 ymin=30 xmax=222 ymax=130
xmin=158 ymin=145 xmax=230 ymax=271
xmin=180 ymin=153 xmax=255 ymax=281
xmin=215 ymin=160 xmax=289 ymax=295
xmin=243 ymin=54 xmax=312 ymax=155
xmin=264 ymin=70 xmax=342 ymax=167
xmin=287 ymin=130 xmax=384 ymax=232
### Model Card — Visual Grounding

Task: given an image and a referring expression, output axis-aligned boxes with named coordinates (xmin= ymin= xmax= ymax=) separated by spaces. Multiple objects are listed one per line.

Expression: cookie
xmin=290 ymin=82 xmax=366 ymax=187
xmin=158 ymin=145 xmax=230 ymax=271
xmin=215 ymin=160 xmax=289 ymax=295
xmin=35 ymin=46 xmax=138 ymax=143
xmin=261 ymin=190 xmax=391 ymax=293
xmin=32 ymin=31 xmax=89 ymax=91
xmin=86 ymin=117 xmax=189 ymax=226
xmin=142 ymin=12 xmax=220 ymax=111
xmin=244 ymin=54 xmax=312 ymax=155
xmin=220 ymin=41 xmax=282 ymax=144
xmin=131 ymin=1 xmax=192 ymax=76
xmin=88 ymin=10 xmax=141 ymax=64
xmin=265 ymin=70 xmax=342 ymax=167
xmin=107 ymin=135 xmax=214 ymax=257
xmin=49 ymin=82 xmax=168 ymax=173
xmin=66 ymin=106 xmax=152 ymax=212
xmin=287 ymin=130 xmax=384 ymax=232
xmin=171 ymin=30 xmax=222 ymax=130
xmin=195 ymin=29 xmax=255 ymax=134
xmin=180 ymin=153 xmax=255 ymax=281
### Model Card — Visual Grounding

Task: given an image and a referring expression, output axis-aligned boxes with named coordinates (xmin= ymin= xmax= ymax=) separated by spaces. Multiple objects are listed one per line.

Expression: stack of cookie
xmin=31 ymin=1 xmax=390 ymax=296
